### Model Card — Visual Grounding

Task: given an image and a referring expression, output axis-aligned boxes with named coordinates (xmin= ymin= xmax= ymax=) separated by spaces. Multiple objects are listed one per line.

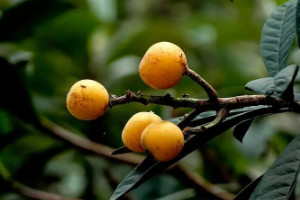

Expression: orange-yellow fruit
xmin=139 ymin=41 xmax=187 ymax=89
xmin=141 ymin=121 xmax=184 ymax=162
xmin=122 ymin=111 xmax=162 ymax=152
xmin=66 ymin=79 xmax=109 ymax=120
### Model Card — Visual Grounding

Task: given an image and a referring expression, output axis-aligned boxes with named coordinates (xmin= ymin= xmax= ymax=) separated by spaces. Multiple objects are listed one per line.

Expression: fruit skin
xmin=66 ymin=79 xmax=109 ymax=120
xmin=139 ymin=41 xmax=187 ymax=89
xmin=141 ymin=121 xmax=184 ymax=162
xmin=122 ymin=111 xmax=162 ymax=152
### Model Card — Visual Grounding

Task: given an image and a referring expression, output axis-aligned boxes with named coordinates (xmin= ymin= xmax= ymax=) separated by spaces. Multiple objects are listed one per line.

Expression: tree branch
xmin=109 ymin=90 xmax=198 ymax=108
xmin=109 ymin=90 xmax=292 ymax=112
xmin=36 ymin=118 xmax=145 ymax=166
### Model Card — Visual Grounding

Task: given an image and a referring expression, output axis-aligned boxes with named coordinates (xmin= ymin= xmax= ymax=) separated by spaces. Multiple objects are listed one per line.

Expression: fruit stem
xmin=204 ymin=107 xmax=228 ymax=129
xmin=184 ymin=67 xmax=219 ymax=103
xmin=182 ymin=107 xmax=228 ymax=135
xmin=177 ymin=108 xmax=204 ymax=129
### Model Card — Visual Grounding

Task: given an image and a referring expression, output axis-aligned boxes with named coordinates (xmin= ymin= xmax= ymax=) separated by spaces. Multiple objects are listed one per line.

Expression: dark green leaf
xmin=169 ymin=111 xmax=216 ymax=126
xmin=234 ymin=175 xmax=263 ymax=200
xmin=249 ymin=134 xmax=300 ymax=199
xmin=110 ymin=146 xmax=133 ymax=155
xmin=0 ymin=0 xmax=74 ymax=42
xmin=169 ymin=107 xmax=270 ymax=128
xmin=245 ymin=77 xmax=274 ymax=95
xmin=0 ymin=130 xmax=23 ymax=150
xmin=261 ymin=0 xmax=296 ymax=77
xmin=233 ymin=119 xmax=254 ymax=143
xmin=110 ymin=106 xmax=286 ymax=200
xmin=0 ymin=57 xmax=39 ymax=125
xmin=110 ymin=156 xmax=159 ymax=200
xmin=245 ymin=65 xmax=299 ymax=100
xmin=14 ymin=146 xmax=65 ymax=184
xmin=296 ymin=0 xmax=300 ymax=48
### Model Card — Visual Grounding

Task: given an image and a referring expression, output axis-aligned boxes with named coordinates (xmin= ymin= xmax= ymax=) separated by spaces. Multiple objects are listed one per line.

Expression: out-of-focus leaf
xmin=0 ymin=110 xmax=13 ymax=134
xmin=155 ymin=188 xmax=196 ymax=200
xmin=261 ymin=0 xmax=296 ymax=77
xmin=0 ymin=0 xmax=74 ymax=42
xmin=110 ymin=146 xmax=133 ymax=155
xmin=234 ymin=175 xmax=263 ymax=200
xmin=245 ymin=65 xmax=299 ymax=100
xmin=43 ymin=151 xmax=87 ymax=197
xmin=0 ymin=130 xmax=23 ymax=150
xmin=0 ymin=57 xmax=39 ymax=124
xmin=14 ymin=146 xmax=65 ymax=185
xmin=249 ymin=134 xmax=300 ymax=199
xmin=8 ymin=51 xmax=33 ymax=67
xmin=294 ymin=93 xmax=300 ymax=99
xmin=233 ymin=119 xmax=254 ymax=143
xmin=110 ymin=106 xmax=286 ymax=200
xmin=296 ymin=0 xmax=300 ymax=49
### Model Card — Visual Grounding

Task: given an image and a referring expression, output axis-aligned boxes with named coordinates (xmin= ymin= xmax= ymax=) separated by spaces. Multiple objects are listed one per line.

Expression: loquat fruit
xmin=141 ymin=121 xmax=184 ymax=162
xmin=122 ymin=111 xmax=162 ymax=152
xmin=139 ymin=41 xmax=187 ymax=89
xmin=66 ymin=79 xmax=109 ymax=120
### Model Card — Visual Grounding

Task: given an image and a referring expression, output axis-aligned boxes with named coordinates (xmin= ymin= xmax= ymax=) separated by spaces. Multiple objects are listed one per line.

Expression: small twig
xmin=183 ymin=107 xmax=228 ymax=135
xmin=36 ymin=118 xmax=145 ymax=166
xmin=205 ymin=107 xmax=228 ymax=129
xmin=184 ymin=67 xmax=219 ymax=103
xmin=177 ymin=108 xmax=204 ymax=129
xmin=12 ymin=182 xmax=82 ymax=200
xmin=170 ymin=164 xmax=235 ymax=200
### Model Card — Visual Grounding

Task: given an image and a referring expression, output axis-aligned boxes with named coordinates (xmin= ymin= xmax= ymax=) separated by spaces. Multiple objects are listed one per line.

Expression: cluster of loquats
xmin=66 ymin=41 xmax=187 ymax=162
xmin=121 ymin=111 xmax=184 ymax=162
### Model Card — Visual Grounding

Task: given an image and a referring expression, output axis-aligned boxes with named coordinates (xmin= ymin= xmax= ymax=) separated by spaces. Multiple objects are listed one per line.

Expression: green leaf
xmin=294 ymin=93 xmax=300 ymax=99
xmin=0 ymin=57 xmax=39 ymax=125
xmin=261 ymin=0 xmax=296 ymax=77
xmin=296 ymin=0 xmax=300 ymax=48
xmin=110 ymin=106 xmax=286 ymax=200
xmin=14 ymin=146 xmax=65 ymax=183
xmin=0 ymin=0 xmax=74 ymax=42
xmin=233 ymin=119 xmax=254 ymax=143
xmin=249 ymin=134 xmax=300 ymax=199
xmin=169 ymin=111 xmax=216 ymax=126
xmin=155 ymin=189 xmax=196 ymax=200
xmin=234 ymin=175 xmax=263 ymax=200
xmin=245 ymin=65 xmax=299 ymax=100
xmin=169 ymin=106 xmax=270 ymax=128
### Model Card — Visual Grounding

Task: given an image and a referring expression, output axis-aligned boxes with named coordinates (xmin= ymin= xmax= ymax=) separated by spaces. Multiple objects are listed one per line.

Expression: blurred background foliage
xmin=0 ymin=0 xmax=299 ymax=199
